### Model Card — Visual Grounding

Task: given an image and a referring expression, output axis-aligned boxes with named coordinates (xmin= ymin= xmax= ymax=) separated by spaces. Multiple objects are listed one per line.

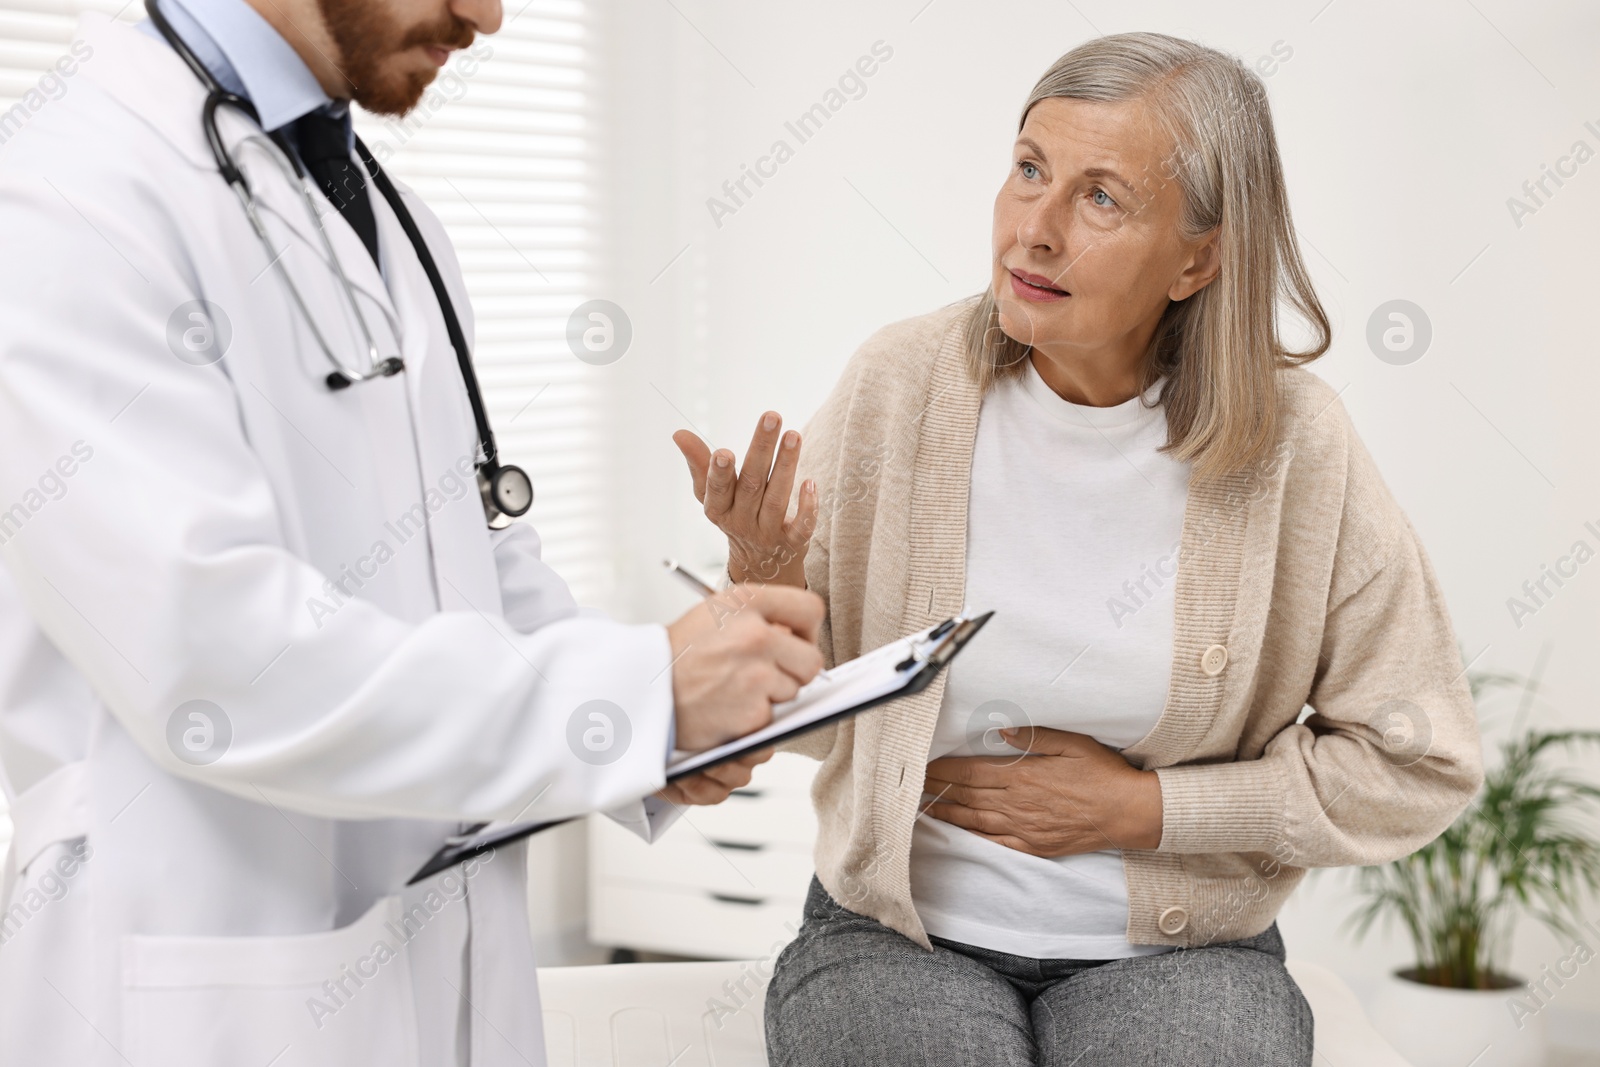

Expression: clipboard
xmin=406 ymin=610 xmax=993 ymax=885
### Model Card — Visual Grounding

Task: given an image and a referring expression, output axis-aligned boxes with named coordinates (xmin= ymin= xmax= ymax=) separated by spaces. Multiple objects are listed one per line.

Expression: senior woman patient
xmin=674 ymin=32 xmax=1482 ymax=1067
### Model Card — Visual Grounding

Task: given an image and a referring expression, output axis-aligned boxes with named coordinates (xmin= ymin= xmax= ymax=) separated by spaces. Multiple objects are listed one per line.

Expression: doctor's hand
xmin=674 ymin=412 xmax=816 ymax=588
xmin=655 ymin=747 xmax=776 ymax=807
xmin=667 ymin=584 xmax=825 ymax=752
xmin=921 ymin=727 xmax=1164 ymax=858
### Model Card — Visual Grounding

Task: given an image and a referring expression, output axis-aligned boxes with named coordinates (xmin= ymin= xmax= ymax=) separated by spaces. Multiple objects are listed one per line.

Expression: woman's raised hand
xmin=673 ymin=412 xmax=818 ymax=587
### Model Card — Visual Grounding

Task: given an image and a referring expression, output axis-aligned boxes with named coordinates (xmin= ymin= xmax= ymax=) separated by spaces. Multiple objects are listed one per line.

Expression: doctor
xmin=0 ymin=0 xmax=824 ymax=1061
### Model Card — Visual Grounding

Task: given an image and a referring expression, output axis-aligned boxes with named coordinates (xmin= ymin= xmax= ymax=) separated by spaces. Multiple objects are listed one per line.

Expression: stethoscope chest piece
xmin=481 ymin=463 xmax=533 ymax=524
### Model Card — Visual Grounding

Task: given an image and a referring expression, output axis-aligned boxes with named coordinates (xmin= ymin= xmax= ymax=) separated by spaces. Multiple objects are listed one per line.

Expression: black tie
xmin=291 ymin=110 xmax=380 ymax=265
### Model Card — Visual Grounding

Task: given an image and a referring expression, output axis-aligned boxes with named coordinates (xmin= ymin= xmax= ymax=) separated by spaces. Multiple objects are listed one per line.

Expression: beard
xmin=315 ymin=0 xmax=475 ymax=116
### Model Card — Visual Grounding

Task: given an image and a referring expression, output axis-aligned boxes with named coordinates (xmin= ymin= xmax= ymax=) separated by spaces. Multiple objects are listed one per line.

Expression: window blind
xmin=0 ymin=0 xmax=614 ymax=607
xmin=353 ymin=0 xmax=613 ymax=605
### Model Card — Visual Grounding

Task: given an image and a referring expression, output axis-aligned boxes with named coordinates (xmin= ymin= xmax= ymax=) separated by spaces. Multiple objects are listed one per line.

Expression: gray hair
xmin=963 ymin=31 xmax=1330 ymax=479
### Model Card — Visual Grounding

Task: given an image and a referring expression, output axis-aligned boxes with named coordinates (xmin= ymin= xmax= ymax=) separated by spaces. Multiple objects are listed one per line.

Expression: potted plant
xmin=1348 ymin=664 xmax=1600 ymax=1067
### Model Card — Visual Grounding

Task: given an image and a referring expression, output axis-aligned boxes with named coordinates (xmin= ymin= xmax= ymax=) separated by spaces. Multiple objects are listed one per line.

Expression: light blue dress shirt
xmin=137 ymin=0 xmax=345 ymax=142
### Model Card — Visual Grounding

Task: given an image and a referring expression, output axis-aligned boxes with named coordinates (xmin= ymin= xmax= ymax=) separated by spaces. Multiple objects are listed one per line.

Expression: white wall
xmin=588 ymin=0 xmax=1600 ymax=1039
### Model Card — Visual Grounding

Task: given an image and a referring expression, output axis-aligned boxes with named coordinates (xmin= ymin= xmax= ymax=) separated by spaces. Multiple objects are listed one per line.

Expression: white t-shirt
xmin=908 ymin=359 xmax=1190 ymax=959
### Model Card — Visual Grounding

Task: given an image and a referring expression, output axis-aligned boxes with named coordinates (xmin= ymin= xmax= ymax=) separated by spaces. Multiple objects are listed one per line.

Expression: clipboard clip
xmin=894 ymin=611 xmax=989 ymax=673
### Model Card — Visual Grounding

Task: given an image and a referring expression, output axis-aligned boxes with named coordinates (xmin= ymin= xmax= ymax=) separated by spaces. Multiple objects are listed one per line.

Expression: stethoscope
xmin=145 ymin=0 xmax=533 ymax=525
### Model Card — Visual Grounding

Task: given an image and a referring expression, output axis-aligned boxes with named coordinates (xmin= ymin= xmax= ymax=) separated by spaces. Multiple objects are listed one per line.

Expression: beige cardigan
xmin=782 ymin=300 xmax=1484 ymax=951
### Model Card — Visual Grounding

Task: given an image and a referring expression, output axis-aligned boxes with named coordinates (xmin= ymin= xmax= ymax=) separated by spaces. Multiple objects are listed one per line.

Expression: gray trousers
xmin=764 ymin=876 xmax=1314 ymax=1066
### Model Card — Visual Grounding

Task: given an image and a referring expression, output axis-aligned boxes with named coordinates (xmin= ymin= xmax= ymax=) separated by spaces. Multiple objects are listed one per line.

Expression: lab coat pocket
xmin=121 ymin=894 xmax=420 ymax=1067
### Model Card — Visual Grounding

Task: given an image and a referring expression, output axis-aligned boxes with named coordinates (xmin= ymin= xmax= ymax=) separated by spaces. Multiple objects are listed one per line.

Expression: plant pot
xmin=1366 ymin=969 xmax=1548 ymax=1067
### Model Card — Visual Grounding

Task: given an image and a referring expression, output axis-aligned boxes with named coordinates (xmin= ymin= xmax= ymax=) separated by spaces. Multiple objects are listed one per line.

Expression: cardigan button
xmin=1200 ymin=644 xmax=1228 ymax=676
xmin=1158 ymin=906 xmax=1189 ymax=935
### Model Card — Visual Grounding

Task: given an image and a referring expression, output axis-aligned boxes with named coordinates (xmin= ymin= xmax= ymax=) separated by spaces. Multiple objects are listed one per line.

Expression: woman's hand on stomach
xmin=673 ymin=411 xmax=817 ymax=587
xmin=921 ymin=726 xmax=1164 ymax=856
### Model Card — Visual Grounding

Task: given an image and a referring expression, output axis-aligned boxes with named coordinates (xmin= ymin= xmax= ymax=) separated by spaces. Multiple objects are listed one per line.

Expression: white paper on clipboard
xmin=665 ymin=617 xmax=951 ymax=778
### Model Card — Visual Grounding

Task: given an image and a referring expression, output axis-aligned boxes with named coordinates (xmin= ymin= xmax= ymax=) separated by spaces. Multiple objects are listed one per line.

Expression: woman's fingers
xmin=925 ymin=754 xmax=1018 ymax=788
xmin=760 ymin=430 xmax=802 ymax=533
xmin=675 ymin=428 xmax=736 ymax=522
xmin=923 ymin=800 xmax=1008 ymax=835
xmin=1000 ymin=725 xmax=1092 ymax=756
xmin=784 ymin=478 xmax=819 ymax=549
xmin=919 ymin=780 xmax=999 ymax=809
xmin=974 ymin=832 xmax=1045 ymax=857
xmin=673 ymin=430 xmax=712 ymax=503
xmin=703 ymin=448 xmax=737 ymax=519
xmin=679 ymin=414 xmax=810 ymax=573
xmin=733 ymin=412 xmax=783 ymax=525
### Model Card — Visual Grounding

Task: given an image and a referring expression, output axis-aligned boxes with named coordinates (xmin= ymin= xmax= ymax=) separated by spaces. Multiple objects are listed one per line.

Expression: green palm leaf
xmin=1342 ymin=665 xmax=1600 ymax=989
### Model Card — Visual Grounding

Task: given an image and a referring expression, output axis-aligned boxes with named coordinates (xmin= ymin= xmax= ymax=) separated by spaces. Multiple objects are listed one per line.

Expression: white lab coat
xmin=0 ymin=13 xmax=677 ymax=1066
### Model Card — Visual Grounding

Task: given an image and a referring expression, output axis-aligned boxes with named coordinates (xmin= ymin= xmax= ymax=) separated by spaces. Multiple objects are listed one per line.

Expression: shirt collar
xmin=136 ymin=0 xmax=335 ymax=134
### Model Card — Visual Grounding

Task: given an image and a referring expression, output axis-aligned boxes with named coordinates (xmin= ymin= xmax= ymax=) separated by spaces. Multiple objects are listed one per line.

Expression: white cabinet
xmin=587 ymin=752 xmax=818 ymax=959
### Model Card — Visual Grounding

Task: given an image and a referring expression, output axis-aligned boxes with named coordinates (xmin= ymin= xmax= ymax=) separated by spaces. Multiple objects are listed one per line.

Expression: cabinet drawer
xmin=592 ymin=818 xmax=815 ymax=900
xmin=589 ymin=880 xmax=806 ymax=959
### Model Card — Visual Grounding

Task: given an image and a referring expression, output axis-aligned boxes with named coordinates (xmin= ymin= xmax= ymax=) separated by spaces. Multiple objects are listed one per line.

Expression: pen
xmin=662 ymin=558 xmax=717 ymax=597
xmin=662 ymin=557 xmax=831 ymax=681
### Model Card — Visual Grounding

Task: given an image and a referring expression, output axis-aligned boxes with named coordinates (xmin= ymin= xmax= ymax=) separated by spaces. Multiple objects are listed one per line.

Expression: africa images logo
xmin=166 ymin=700 xmax=232 ymax=766
xmin=567 ymin=700 xmax=631 ymax=766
